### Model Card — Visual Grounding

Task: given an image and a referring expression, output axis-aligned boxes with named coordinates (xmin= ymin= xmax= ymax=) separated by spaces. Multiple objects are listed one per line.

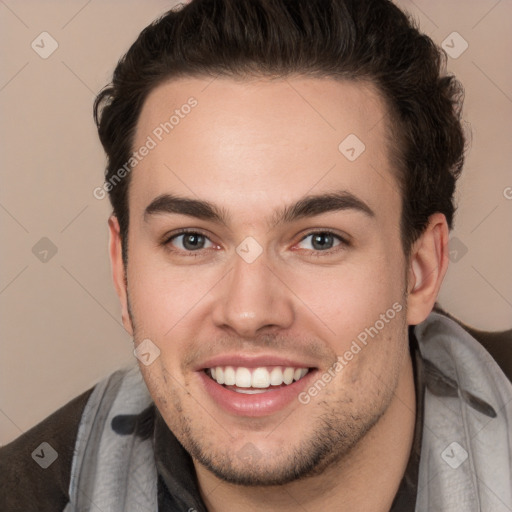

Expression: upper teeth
xmin=209 ymin=366 xmax=309 ymax=388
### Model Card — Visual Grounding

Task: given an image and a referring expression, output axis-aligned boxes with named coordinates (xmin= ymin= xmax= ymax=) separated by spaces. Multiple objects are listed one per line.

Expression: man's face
xmin=121 ymin=76 xmax=412 ymax=484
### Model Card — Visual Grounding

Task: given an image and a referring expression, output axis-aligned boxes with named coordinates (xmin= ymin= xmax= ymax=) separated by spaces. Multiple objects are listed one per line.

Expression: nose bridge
xmin=212 ymin=244 xmax=294 ymax=336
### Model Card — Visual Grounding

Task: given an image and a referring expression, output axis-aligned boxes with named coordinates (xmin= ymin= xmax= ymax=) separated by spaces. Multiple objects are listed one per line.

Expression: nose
xmin=211 ymin=248 xmax=295 ymax=338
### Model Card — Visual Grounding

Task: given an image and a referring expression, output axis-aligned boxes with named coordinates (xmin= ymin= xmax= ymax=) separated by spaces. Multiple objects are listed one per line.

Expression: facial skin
xmin=109 ymin=77 xmax=449 ymax=511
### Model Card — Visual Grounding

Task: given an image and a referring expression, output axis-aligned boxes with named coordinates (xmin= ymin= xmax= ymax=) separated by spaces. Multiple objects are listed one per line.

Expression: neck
xmin=194 ymin=351 xmax=416 ymax=512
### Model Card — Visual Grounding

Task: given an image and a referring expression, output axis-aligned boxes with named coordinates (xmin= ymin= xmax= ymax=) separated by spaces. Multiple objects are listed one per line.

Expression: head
xmin=96 ymin=0 xmax=465 ymax=486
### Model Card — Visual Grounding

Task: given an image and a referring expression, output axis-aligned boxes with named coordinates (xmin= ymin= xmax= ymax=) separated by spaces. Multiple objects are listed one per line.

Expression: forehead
xmin=129 ymin=76 xmax=400 ymax=226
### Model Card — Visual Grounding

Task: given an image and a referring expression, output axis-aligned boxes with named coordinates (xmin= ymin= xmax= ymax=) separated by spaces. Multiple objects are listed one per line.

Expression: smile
xmin=197 ymin=359 xmax=318 ymax=416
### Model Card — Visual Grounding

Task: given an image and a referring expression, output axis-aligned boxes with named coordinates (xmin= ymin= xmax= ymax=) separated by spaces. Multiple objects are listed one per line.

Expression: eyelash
xmin=161 ymin=229 xmax=215 ymax=258
xmin=161 ymin=229 xmax=350 ymax=257
xmin=299 ymin=230 xmax=350 ymax=257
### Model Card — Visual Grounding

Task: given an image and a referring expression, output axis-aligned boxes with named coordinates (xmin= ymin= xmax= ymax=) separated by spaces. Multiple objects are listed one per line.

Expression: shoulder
xmin=0 ymin=387 xmax=94 ymax=512
xmin=433 ymin=304 xmax=512 ymax=383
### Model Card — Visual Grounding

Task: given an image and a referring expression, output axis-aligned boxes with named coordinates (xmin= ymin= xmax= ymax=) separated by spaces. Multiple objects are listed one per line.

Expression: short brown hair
xmin=94 ymin=0 xmax=465 ymax=261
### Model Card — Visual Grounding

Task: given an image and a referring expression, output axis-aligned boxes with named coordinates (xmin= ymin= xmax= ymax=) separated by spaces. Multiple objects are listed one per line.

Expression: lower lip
xmin=197 ymin=370 xmax=317 ymax=417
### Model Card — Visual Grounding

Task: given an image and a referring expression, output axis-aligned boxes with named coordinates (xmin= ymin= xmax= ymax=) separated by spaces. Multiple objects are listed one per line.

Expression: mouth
xmin=196 ymin=358 xmax=318 ymax=417
xmin=204 ymin=365 xmax=311 ymax=394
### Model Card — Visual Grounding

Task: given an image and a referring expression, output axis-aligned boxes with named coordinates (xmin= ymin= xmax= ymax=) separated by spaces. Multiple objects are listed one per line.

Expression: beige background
xmin=1 ymin=0 xmax=511 ymax=446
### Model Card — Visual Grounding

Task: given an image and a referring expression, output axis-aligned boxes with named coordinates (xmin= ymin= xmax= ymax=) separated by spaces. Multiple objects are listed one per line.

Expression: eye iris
xmin=183 ymin=233 xmax=204 ymax=250
xmin=312 ymin=233 xmax=334 ymax=250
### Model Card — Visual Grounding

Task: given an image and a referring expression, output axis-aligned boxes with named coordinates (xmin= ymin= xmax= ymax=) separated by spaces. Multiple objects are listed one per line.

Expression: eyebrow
xmin=144 ymin=190 xmax=375 ymax=228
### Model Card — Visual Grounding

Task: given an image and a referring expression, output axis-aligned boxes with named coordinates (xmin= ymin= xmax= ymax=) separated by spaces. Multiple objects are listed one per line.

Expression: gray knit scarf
xmin=64 ymin=312 xmax=512 ymax=511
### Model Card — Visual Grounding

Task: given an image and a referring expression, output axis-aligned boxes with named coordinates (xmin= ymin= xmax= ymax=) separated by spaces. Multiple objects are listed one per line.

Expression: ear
xmin=108 ymin=215 xmax=134 ymax=336
xmin=406 ymin=213 xmax=450 ymax=325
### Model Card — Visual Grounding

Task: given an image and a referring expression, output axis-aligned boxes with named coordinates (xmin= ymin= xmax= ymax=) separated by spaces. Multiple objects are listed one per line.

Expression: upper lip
xmin=195 ymin=354 xmax=318 ymax=371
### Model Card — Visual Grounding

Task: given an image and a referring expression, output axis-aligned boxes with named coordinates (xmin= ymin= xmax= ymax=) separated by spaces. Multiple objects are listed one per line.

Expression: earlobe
xmin=406 ymin=213 xmax=450 ymax=325
xmin=108 ymin=215 xmax=134 ymax=336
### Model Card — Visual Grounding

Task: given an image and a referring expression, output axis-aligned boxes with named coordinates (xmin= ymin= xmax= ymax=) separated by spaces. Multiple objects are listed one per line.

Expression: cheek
xmin=138 ymin=360 xmax=191 ymax=437
xmin=126 ymin=247 xmax=215 ymax=335
xmin=284 ymin=253 xmax=405 ymax=345
xmin=318 ymin=313 xmax=407 ymax=417
xmin=126 ymin=270 xmax=170 ymax=335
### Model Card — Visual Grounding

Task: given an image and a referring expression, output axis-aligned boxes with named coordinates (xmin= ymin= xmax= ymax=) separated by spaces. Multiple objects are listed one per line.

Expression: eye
xmin=296 ymin=231 xmax=347 ymax=253
xmin=165 ymin=230 xmax=215 ymax=252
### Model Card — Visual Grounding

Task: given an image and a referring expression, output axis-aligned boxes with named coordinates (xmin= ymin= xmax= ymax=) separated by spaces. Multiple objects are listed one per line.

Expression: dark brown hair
xmin=94 ymin=0 xmax=465 ymax=261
